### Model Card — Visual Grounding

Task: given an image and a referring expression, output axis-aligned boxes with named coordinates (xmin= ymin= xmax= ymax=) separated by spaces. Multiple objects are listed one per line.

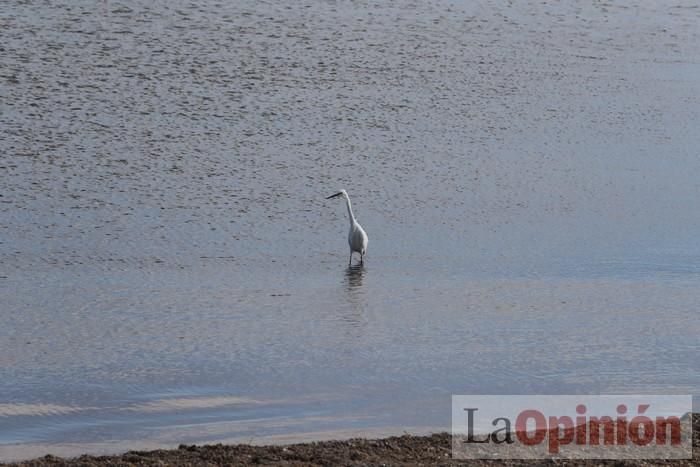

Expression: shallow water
xmin=2 ymin=0 xmax=700 ymax=461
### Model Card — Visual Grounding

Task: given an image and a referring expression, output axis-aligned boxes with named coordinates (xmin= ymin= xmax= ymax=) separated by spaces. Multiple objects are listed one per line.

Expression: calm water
xmin=2 ymin=0 xmax=700 ymax=461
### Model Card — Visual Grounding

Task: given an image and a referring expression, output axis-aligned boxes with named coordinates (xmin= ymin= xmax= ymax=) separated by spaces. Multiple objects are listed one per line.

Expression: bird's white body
xmin=327 ymin=189 xmax=368 ymax=265
xmin=348 ymin=220 xmax=368 ymax=257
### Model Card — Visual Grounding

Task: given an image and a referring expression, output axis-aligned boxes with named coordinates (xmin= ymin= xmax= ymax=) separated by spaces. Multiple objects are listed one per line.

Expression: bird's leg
xmin=360 ymin=253 xmax=363 ymax=265
xmin=349 ymin=252 xmax=353 ymax=266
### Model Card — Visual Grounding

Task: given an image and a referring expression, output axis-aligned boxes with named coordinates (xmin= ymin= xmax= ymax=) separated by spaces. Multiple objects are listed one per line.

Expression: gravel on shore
xmin=7 ymin=415 xmax=698 ymax=466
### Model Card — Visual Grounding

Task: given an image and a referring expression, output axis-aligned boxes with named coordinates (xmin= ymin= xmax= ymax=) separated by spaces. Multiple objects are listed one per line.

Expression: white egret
xmin=326 ymin=189 xmax=369 ymax=266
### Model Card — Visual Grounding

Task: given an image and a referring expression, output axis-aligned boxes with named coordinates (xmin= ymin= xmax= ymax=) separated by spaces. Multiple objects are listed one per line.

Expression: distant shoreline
xmin=7 ymin=415 xmax=698 ymax=466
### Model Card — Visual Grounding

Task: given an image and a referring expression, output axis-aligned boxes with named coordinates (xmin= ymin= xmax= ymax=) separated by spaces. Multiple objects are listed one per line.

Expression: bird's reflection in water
xmin=345 ymin=264 xmax=365 ymax=289
xmin=341 ymin=265 xmax=367 ymax=330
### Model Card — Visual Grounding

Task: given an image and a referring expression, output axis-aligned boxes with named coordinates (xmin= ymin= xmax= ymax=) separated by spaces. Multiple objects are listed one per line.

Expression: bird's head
xmin=326 ymin=189 xmax=348 ymax=200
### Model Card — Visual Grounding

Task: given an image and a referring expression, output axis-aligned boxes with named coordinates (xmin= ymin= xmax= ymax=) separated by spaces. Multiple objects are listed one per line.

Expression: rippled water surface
xmin=2 ymin=0 xmax=700 ymax=461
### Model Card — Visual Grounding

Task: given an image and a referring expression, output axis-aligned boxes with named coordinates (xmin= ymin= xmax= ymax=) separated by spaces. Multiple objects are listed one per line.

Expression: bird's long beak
xmin=326 ymin=192 xmax=343 ymax=199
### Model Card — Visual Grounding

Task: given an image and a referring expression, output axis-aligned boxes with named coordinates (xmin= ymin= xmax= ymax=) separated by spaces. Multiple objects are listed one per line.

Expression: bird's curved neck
xmin=344 ymin=197 xmax=356 ymax=226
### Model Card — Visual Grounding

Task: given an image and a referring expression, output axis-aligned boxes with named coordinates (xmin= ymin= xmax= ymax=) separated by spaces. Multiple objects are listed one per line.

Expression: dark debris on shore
xmin=6 ymin=415 xmax=699 ymax=467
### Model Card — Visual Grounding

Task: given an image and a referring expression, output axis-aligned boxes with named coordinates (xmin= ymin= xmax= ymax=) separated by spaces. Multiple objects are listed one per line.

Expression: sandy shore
xmin=7 ymin=415 xmax=698 ymax=466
